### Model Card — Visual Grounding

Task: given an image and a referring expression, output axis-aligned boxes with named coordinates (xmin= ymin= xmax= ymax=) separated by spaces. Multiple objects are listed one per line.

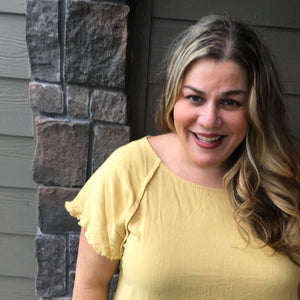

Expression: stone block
xmin=26 ymin=0 xmax=60 ymax=82
xmin=92 ymin=123 xmax=130 ymax=171
xmin=39 ymin=297 xmax=72 ymax=300
xmin=38 ymin=186 xmax=80 ymax=234
xmin=33 ymin=117 xmax=90 ymax=187
xmin=65 ymin=1 xmax=129 ymax=88
xmin=30 ymin=82 xmax=64 ymax=114
xmin=67 ymin=85 xmax=89 ymax=118
xmin=91 ymin=89 xmax=127 ymax=123
xmin=69 ymin=271 xmax=76 ymax=296
xmin=109 ymin=274 xmax=119 ymax=300
xmin=69 ymin=234 xmax=79 ymax=270
xmin=35 ymin=233 xmax=66 ymax=297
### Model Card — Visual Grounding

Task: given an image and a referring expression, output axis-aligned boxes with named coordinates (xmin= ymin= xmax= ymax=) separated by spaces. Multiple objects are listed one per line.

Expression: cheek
xmin=173 ymin=102 xmax=185 ymax=128
xmin=227 ymin=112 xmax=248 ymax=137
xmin=173 ymin=101 xmax=194 ymax=129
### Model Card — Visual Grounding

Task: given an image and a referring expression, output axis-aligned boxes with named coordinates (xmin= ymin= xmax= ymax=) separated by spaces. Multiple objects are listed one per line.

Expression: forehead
xmin=182 ymin=58 xmax=248 ymax=89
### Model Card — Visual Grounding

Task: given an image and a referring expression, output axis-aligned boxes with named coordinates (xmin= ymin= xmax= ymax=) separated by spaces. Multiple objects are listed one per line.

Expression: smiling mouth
xmin=193 ymin=133 xmax=224 ymax=144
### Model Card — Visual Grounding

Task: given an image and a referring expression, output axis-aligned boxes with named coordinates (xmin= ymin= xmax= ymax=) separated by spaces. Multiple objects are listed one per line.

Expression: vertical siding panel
xmin=127 ymin=0 xmax=153 ymax=139
xmin=141 ymin=1 xmax=300 ymax=139
xmin=152 ymin=0 xmax=300 ymax=28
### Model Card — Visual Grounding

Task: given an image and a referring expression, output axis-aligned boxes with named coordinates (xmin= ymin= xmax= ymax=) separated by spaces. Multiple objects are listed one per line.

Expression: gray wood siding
xmin=139 ymin=0 xmax=300 ymax=137
xmin=0 ymin=276 xmax=37 ymax=300
xmin=0 ymin=187 xmax=36 ymax=235
xmin=152 ymin=0 xmax=300 ymax=28
xmin=127 ymin=0 xmax=153 ymax=139
xmin=0 ymin=0 xmax=26 ymax=14
xmin=0 ymin=234 xmax=36 ymax=277
xmin=0 ymin=14 xmax=30 ymax=79
xmin=0 ymin=78 xmax=33 ymax=137
xmin=0 ymin=135 xmax=36 ymax=188
xmin=0 ymin=2 xmax=37 ymax=299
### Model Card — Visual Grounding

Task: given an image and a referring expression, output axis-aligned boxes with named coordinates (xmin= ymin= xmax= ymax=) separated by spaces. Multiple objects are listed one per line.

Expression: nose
xmin=197 ymin=103 xmax=222 ymax=129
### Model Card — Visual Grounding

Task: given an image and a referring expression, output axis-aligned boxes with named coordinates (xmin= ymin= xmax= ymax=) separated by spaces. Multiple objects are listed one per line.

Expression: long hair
xmin=155 ymin=15 xmax=300 ymax=265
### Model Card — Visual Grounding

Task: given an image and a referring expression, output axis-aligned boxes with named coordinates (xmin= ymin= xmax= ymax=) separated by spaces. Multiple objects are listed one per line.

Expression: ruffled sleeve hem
xmin=64 ymin=137 xmax=161 ymax=261
xmin=65 ymin=200 xmax=121 ymax=260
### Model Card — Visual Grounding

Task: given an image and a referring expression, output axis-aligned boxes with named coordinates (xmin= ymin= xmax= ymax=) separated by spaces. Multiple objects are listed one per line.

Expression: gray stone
xmin=69 ymin=271 xmax=76 ymax=296
xmin=38 ymin=186 xmax=80 ymax=234
xmin=65 ymin=1 xmax=129 ymax=88
xmin=35 ymin=234 xmax=66 ymax=297
xmin=109 ymin=274 xmax=119 ymax=300
xmin=29 ymin=82 xmax=64 ymax=114
xmin=33 ymin=116 xmax=90 ymax=187
xmin=26 ymin=0 xmax=60 ymax=82
xmin=92 ymin=123 xmax=130 ymax=171
xmin=69 ymin=234 xmax=79 ymax=270
xmin=67 ymin=85 xmax=89 ymax=118
xmin=91 ymin=89 xmax=127 ymax=123
xmin=93 ymin=0 xmax=127 ymax=3
xmin=39 ymin=298 xmax=72 ymax=300
xmin=39 ymin=297 xmax=72 ymax=300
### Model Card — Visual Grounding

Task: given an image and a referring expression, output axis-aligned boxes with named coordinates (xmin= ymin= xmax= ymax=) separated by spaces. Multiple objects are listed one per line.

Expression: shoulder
xmin=103 ymin=136 xmax=160 ymax=170
xmin=148 ymin=133 xmax=180 ymax=168
xmin=71 ymin=137 xmax=160 ymax=210
xmin=89 ymin=136 xmax=162 ymax=190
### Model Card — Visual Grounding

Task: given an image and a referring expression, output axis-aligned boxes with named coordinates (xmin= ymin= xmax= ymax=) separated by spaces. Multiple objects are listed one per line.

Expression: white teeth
xmin=195 ymin=134 xmax=222 ymax=143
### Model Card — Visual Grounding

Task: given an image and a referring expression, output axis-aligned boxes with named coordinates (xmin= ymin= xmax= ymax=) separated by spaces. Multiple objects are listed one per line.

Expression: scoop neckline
xmin=144 ymin=136 xmax=226 ymax=192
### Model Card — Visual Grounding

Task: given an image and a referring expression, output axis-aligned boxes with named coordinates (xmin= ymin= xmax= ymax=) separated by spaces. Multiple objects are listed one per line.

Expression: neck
xmin=168 ymin=133 xmax=225 ymax=188
xmin=173 ymin=158 xmax=225 ymax=188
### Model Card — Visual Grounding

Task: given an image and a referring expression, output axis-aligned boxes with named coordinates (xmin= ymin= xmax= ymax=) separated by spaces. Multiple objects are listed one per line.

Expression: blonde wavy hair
xmin=156 ymin=15 xmax=300 ymax=265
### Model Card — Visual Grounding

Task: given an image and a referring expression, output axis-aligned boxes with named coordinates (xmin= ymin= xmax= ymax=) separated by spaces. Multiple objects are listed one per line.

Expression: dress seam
xmin=120 ymin=158 xmax=162 ymax=256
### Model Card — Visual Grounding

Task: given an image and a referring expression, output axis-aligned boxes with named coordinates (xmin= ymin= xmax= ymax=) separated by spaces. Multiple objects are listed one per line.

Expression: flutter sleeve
xmin=65 ymin=148 xmax=135 ymax=260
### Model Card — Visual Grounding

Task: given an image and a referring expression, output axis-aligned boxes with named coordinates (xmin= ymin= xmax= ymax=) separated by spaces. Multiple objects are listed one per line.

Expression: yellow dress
xmin=65 ymin=137 xmax=300 ymax=299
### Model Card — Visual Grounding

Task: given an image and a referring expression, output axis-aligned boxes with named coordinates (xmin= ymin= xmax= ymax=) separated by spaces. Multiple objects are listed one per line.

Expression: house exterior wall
xmin=0 ymin=1 xmax=38 ymax=299
xmin=2 ymin=0 xmax=298 ymax=299
xmin=143 ymin=0 xmax=300 ymax=138
xmin=26 ymin=0 xmax=130 ymax=298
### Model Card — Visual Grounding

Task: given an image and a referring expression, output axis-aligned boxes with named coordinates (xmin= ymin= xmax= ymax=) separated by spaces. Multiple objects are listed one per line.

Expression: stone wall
xmin=26 ymin=0 xmax=130 ymax=298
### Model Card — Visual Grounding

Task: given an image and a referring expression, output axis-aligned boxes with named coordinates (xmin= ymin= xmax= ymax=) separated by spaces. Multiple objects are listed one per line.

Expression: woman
xmin=66 ymin=15 xmax=300 ymax=299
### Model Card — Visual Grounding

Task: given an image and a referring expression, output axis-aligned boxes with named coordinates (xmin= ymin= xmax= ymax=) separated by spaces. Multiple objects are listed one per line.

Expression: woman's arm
xmin=72 ymin=228 xmax=120 ymax=300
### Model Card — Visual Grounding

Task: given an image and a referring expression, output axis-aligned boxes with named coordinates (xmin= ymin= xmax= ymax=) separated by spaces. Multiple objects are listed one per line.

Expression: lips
xmin=192 ymin=132 xmax=225 ymax=149
xmin=194 ymin=133 xmax=223 ymax=143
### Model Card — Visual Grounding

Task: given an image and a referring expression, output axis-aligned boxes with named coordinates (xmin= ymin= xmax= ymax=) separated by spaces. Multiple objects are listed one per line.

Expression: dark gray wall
xmin=128 ymin=0 xmax=300 ymax=141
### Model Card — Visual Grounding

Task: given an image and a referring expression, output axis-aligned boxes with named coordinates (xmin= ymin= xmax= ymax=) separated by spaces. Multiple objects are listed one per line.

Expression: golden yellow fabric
xmin=65 ymin=137 xmax=300 ymax=300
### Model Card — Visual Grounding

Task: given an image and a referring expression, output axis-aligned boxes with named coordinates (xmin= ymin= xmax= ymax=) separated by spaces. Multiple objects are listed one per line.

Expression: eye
xmin=187 ymin=95 xmax=203 ymax=103
xmin=221 ymin=99 xmax=241 ymax=108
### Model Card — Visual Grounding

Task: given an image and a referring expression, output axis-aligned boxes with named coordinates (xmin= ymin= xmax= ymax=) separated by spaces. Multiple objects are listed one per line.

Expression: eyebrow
xmin=183 ymin=85 xmax=248 ymax=97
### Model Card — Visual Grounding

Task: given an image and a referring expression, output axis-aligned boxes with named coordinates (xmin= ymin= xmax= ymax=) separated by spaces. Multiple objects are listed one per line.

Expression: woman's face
xmin=173 ymin=58 xmax=249 ymax=172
